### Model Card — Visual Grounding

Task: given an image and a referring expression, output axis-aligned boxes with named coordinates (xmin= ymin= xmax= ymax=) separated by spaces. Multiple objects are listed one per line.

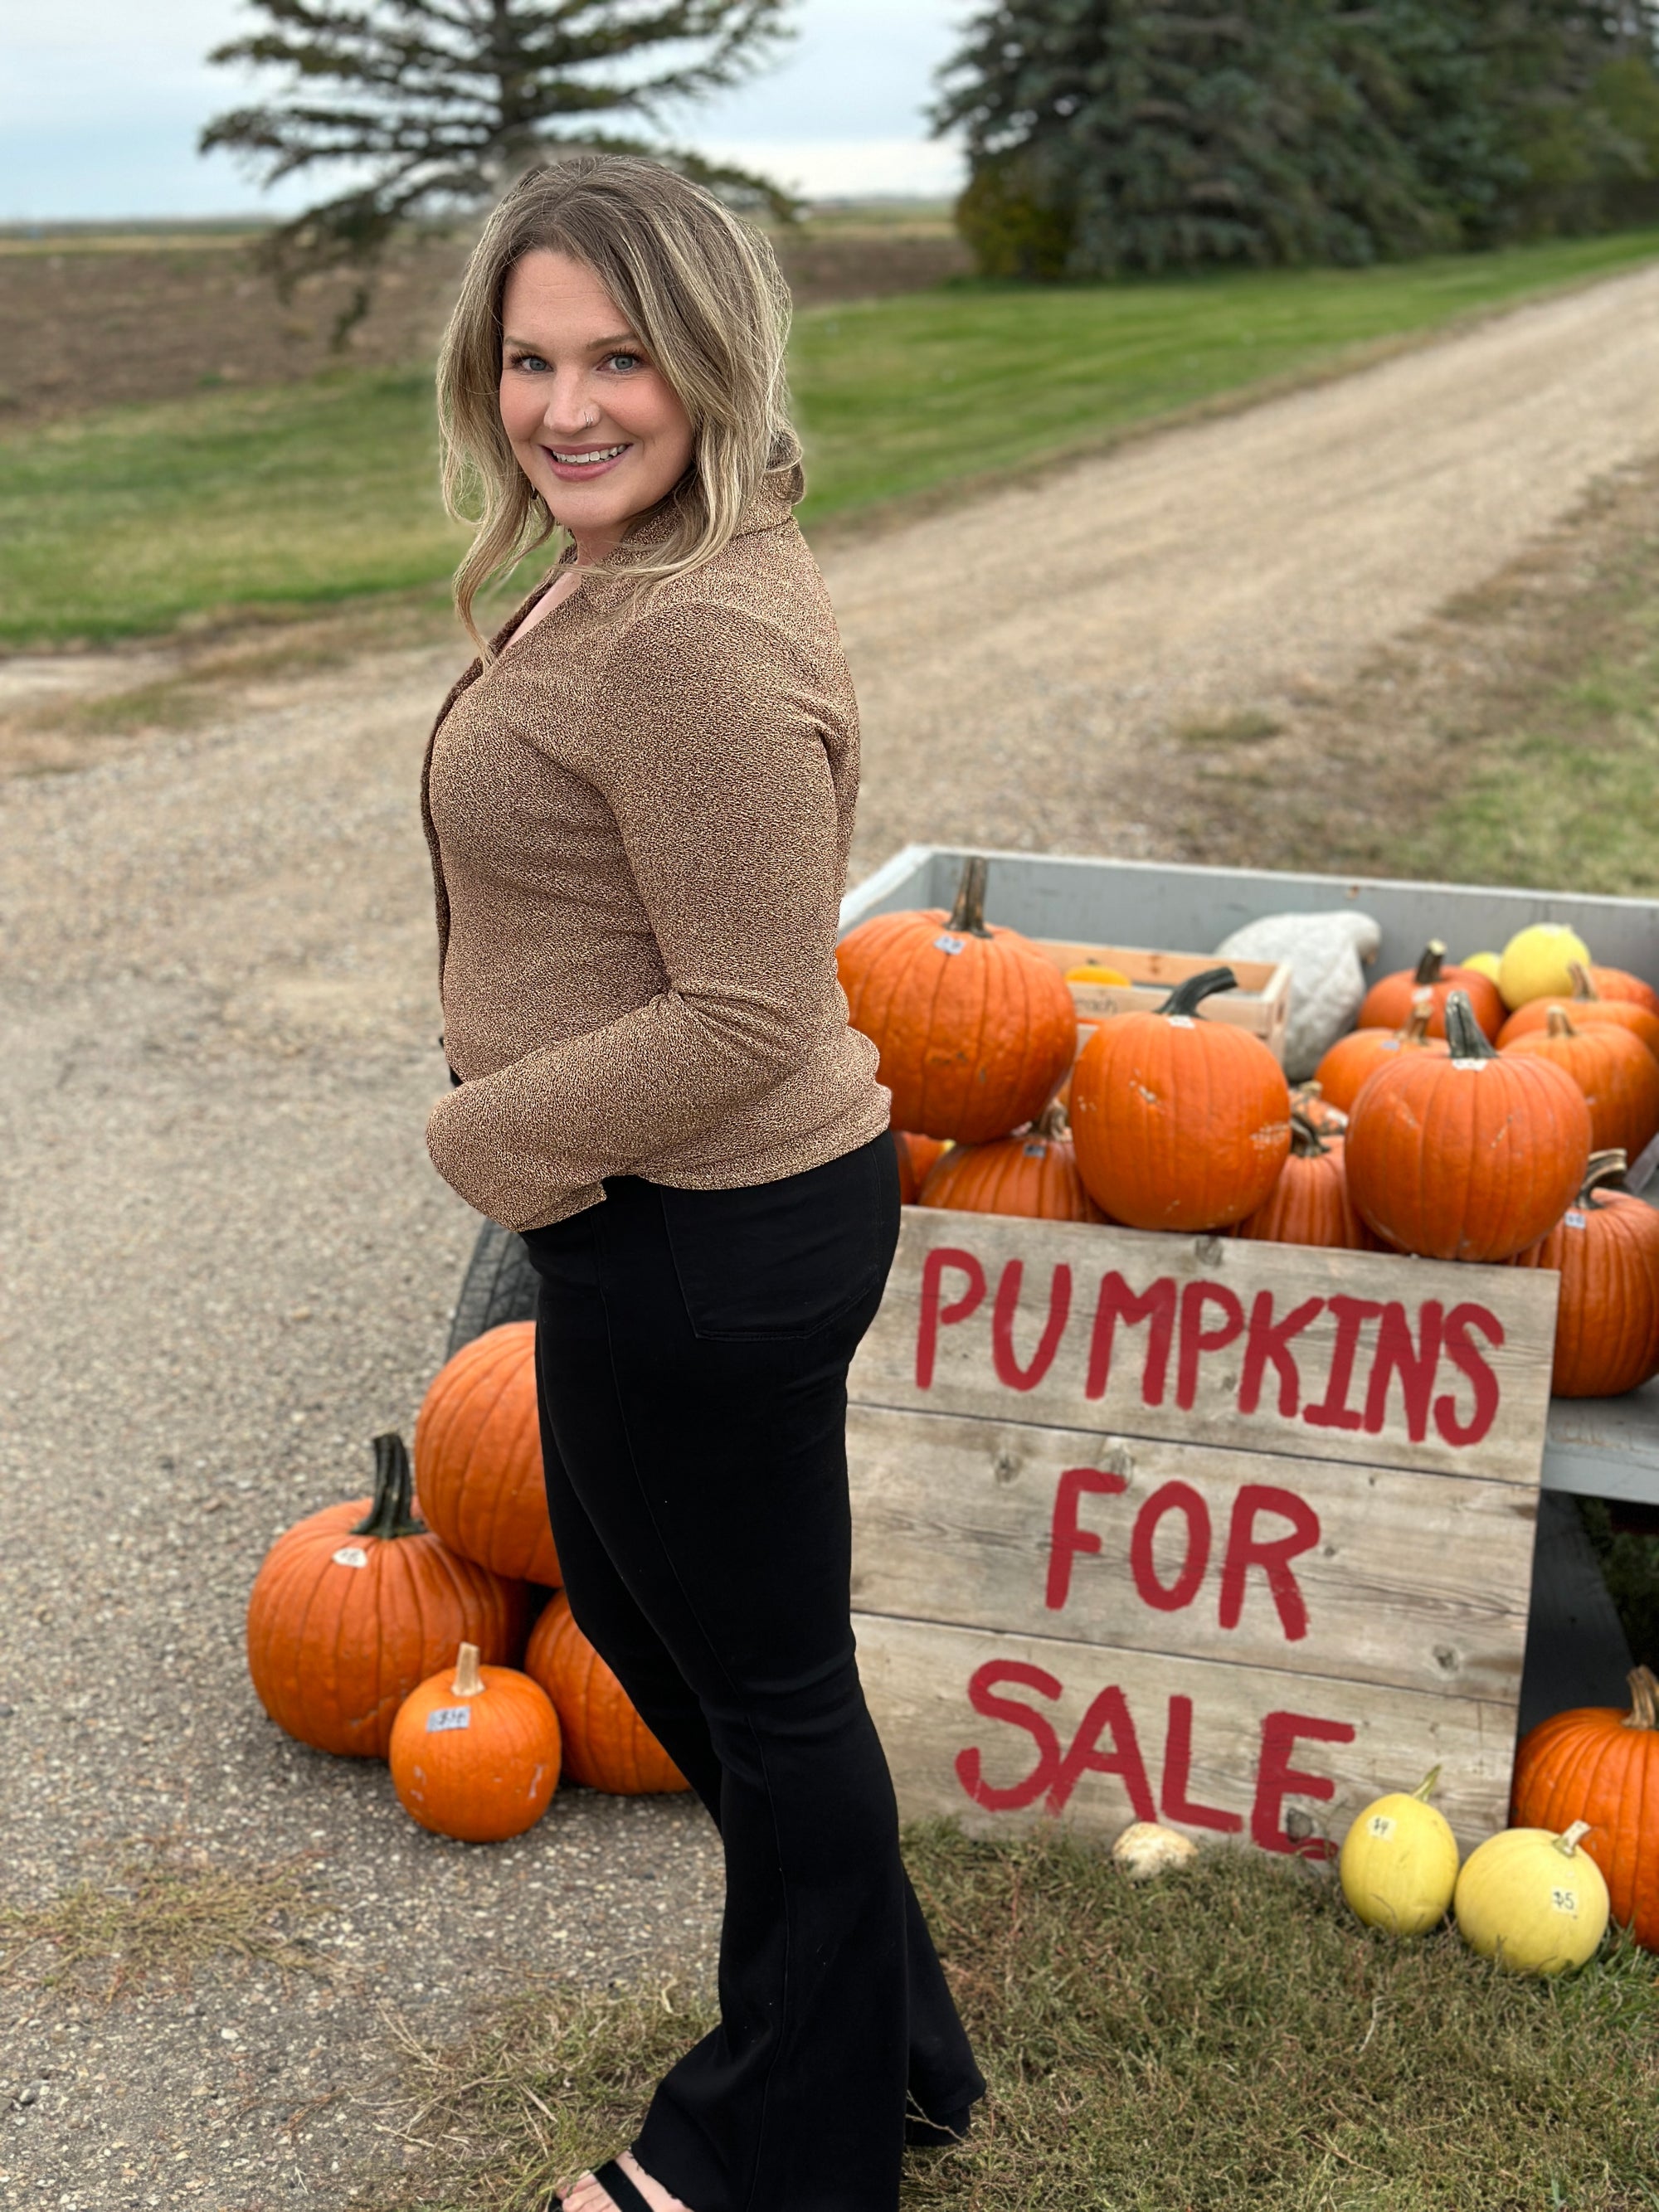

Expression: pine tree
xmin=201 ymin=0 xmax=793 ymax=337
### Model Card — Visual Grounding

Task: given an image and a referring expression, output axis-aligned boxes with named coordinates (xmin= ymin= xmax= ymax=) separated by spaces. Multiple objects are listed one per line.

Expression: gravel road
xmin=3 ymin=258 xmax=1659 ymax=2209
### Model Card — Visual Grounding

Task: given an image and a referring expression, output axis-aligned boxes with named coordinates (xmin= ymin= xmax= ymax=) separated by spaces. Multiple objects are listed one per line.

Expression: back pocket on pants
xmin=655 ymin=1139 xmax=888 ymax=1341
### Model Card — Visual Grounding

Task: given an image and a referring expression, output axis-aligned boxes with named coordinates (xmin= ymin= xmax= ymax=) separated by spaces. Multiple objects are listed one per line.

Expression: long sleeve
xmin=424 ymin=603 xmax=859 ymax=1231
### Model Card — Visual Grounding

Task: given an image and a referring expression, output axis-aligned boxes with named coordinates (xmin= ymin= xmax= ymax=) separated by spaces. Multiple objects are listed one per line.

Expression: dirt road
xmin=3 ymin=259 xmax=1658 ymax=2208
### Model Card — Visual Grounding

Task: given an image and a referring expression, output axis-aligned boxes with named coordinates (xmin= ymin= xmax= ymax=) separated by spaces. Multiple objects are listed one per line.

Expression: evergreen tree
xmin=201 ymin=0 xmax=793 ymax=336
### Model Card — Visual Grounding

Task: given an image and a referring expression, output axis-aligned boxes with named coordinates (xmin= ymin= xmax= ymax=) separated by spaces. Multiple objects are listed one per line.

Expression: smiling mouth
xmin=547 ymin=443 xmax=628 ymax=467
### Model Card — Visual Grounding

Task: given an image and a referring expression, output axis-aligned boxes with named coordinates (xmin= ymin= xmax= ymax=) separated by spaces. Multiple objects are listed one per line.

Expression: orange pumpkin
xmin=893 ymin=1129 xmax=948 ymax=1205
xmin=524 ymin=1592 xmax=688 ymax=1795
xmin=246 ymin=1433 xmax=527 ymax=1758
xmin=1497 ymin=964 xmax=1659 ymax=1067
xmin=1511 ymin=1665 xmax=1659 ymax=1953
xmin=1070 ymin=967 xmax=1291 ymax=1232
xmin=1588 ymin=965 xmax=1659 ymax=1016
xmin=918 ymin=1100 xmax=1108 ymax=1223
xmin=414 ymin=1322 xmax=558 ymax=1587
xmin=1511 ymin=1150 xmax=1659 ymax=1396
xmin=1501 ymin=1007 xmax=1659 ymax=1162
xmin=1345 ymin=991 xmax=1591 ymax=1262
xmin=1312 ymin=999 xmax=1447 ymax=1114
xmin=390 ymin=1642 xmax=561 ymax=1843
xmin=1359 ymin=939 xmax=1505 ymax=1042
xmin=834 ymin=856 xmax=1078 ymax=1142
xmin=1234 ymin=1114 xmax=1374 ymax=1252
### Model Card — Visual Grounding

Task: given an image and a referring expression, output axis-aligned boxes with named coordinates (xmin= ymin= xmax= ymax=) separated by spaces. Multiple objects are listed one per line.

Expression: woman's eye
xmin=509 ymin=352 xmax=550 ymax=373
xmin=603 ymin=352 xmax=642 ymax=373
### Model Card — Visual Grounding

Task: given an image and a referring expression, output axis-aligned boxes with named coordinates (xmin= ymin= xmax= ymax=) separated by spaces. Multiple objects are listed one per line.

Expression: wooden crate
xmin=1031 ymin=938 xmax=1292 ymax=1065
xmin=847 ymin=1208 xmax=1559 ymax=1855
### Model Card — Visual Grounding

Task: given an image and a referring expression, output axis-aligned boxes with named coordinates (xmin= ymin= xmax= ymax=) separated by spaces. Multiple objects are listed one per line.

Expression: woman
xmin=419 ymin=157 xmax=983 ymax=2212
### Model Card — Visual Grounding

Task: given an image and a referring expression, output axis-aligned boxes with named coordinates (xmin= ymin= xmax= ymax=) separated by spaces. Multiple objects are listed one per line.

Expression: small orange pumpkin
xmin=1313 ymin=999 xmax=1448 ymax=1114
xmin=1345 ymin=992 xmax=1591 ymax=1262
xmin=1070 ymin=967 xmax=1291 ymax=1232
xmin=390 ymin=1642 xmax=562 ymax=1843
xmin=1587 ymin=965 xmax=1659 ymax=1016
xmin=1501 ymin=1007 xmax=1659 ymax=1162
xmin=1511 ymin=1665 xmax=1659 ymax=1953
xmin=892 ymin=1129 xmax=948 ymax=1205
xmin=524 ymin=1592 xmax=689 ymax=1795
xmin=246 ymin=1433 xmax=527 ymax=1758
xmin=1234 ymin=1113 xmax=1374 ymax=1252
xmin=414 ymin=1322 xmax=558 ymax=1587
xmin=918 ymin=1100 xmax=1108 ymax=1223
xmin=835 ymin=857 xmax=1078 ymax=1142
xmin=1510 ymin=1150 xmax=1659 ymax=1396
xmin=1497 ymin=964 xmax=1659 ymax=1067
xmin=1359 ymin=939 xmax=1505 ymax=1042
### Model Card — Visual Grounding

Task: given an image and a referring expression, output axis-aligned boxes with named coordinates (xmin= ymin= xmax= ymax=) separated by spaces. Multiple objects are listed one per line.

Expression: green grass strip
xmin=6 ymin=227 xmax=1659 ymax=648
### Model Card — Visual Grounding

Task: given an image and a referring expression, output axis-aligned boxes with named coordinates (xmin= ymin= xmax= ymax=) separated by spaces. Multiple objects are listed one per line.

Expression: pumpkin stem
xmin=1554 ymin=1821 xmax=1593 ymax=1857
xmin=1581 ymin=1150 xmax=1628 ymax=1206
xmin=1568 ymin=960 xmax=1601 ymax=1002
xmin=1157 ymin=966 xmax=1238 ymax=1019
xmin=944 ymin=856 xmax=993 ymax=938
xmin=1288 ymin=1111 xmax=1328 ymax=1158
xmin=1401 ymin=997 xmax=1433 ymax=1045
xmin=1624 ymin=1665 xmax=1659 ymax=1731
xmin=1036 ymin=1097 xmax=1071 ymax=1140
xmin=1410 ymin=1764 xmax=1443 ymax=1803
xmin=1545 ymin=1006 xmax=1578 ymax=1040
xmin=453 ymin=1642 xmax=484 ymax=1698
xmin=1443 ymin=990 xmax=1496 ymax=1063
xmin=1413 ymin=941 xmax=1448 ymax=985
xmin=349 ymin=1433 xmax=428 ymax=1542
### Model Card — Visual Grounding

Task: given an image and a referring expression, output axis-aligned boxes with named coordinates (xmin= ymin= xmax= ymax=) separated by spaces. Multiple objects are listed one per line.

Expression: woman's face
xmin=498 ymin=250 xmax=694 ymax=554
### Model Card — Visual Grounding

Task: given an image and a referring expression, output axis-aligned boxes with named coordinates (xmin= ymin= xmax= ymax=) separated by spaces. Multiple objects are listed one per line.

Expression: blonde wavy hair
xmin=437 ymin=154 xmax=800 ymax=654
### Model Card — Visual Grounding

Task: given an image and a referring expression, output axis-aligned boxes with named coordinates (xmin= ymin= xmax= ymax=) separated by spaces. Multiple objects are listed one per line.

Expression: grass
xmin=0 ymin=1840 xmax=333 ymax=2000
xmin=6 ymin=226 xmax=1659 ymax=647
xmin=373 ymin=1822 xmax=1659 ymax=2212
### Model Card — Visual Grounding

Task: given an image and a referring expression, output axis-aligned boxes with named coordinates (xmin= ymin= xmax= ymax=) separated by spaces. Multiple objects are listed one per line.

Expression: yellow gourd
xmin=1498 ymin=924 xmax=1593 ymax=1011
xmin=1453 ymin=1821 xmax=1609 ymax=1975
xmin=1461 ymin=950 xmax=1503 ymax=984
xmin=1067 ymin=964 xmax=1131 ymax=987
xmin=1337 ymin=1765 xmax=1459 ymax=1936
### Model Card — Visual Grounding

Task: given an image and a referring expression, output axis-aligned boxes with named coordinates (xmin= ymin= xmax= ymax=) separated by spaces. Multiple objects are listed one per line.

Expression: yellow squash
xmin=1453 ymin=1821 xmax=1609 ymax=1975
xmin=1338 ymin=1765 xmax=1459 ymax=1936
xmin=1460 ymin=950 xmax=1503 ymax=984
xmin=1498 ymin=924 xmax=1593 ymax=1011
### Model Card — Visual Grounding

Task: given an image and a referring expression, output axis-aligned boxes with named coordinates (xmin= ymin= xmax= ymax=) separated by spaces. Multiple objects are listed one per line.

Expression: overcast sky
xmin=1 ymin=0 xmax=972 ymax=221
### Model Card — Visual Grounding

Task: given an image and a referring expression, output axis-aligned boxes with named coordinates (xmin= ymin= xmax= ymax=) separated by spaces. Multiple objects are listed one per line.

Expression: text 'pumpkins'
xmin=246 ymin=1433 xmax=525 ymax=1758
xmin=415 ymin=1321 xmax=560 ymax=1587
xmin=1070 ymin=967 xmax=1291 ymax=1232
xmin=835 ymin=857 xmax=1076 ymax=1143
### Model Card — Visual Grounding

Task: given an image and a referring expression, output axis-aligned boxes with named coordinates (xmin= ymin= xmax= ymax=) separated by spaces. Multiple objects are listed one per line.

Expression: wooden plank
xmin=849 ymin=1209 xmax=1559 ymax=1485
xmin=854 ymin=1612 xmax=1516 ymax=1851
xmin=848 ymin=1406 xmax=1538 ymax=1704
xmin=1030 ymin=937 xmax=1292 ymax=1062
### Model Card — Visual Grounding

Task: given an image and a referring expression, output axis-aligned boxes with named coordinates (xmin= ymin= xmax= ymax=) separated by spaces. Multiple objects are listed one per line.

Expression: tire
xmin=446 ymin=1218 xmax=540 ymax=1359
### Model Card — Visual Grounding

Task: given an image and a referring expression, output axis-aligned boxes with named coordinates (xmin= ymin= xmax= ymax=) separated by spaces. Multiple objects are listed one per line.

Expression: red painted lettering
xmin=1045 ymin=1466 xmax=1128 ymax=1612
xmin=1303 ymin=1296 xmax=1386 ymax=1432
xmin=1251 ymin=1709 xmax=1356 ymax=1856
xmin=1364 ymin=1300 xmax=1443 ymax=1441
xmin=915 ymin=1247 xmax=986 ymax=1390
xmin=1219 ymin=1484 xmax=1321 ymax=1641
xmin=1160 ymin=1694 xmax=1243 ymax=1834
xmin=955 ymin=1660 xmax=1062 ymax=1812
xmin=1048 ymin=1685 xmax=1155 ymax=1819
xmin=1087 ymin=1272 xmax=1175 ymax=1405
xmin=1129 ymin=1481 xmax=1212 ymax=1613
xmin=1238 ymin=1291 xmax=1323 ymax=1419
xmin=1175 ymin=1281 xmax=1246 ymax=1410
xmin=992 ymin=1259 xmax=1073 ymax=1393
xmin=1433 ymin=1302 xmax=1504 ymax=1446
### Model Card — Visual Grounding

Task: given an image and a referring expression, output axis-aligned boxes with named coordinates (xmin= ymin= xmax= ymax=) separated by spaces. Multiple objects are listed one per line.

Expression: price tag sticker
xmin=1367 ymin=1814 xmax=1397 ymax=1840
xmin=1564 ymin=1210 xmax=1588 ymax=1230
xmin=933 ymin=934 xmax=966 ymax=956
xmin=426 ymin=1705 xmax=473 ymax=1733
xmin=331 ymin=1546 xmax=368 ymax=1569
xmin=1550 ymin=1887 xmax=1578 ymax=1914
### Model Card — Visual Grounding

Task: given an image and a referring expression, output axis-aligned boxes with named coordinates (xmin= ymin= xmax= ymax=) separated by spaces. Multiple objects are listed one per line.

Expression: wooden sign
xmin=847 ymin=1210 xmax=1559 ymax=1852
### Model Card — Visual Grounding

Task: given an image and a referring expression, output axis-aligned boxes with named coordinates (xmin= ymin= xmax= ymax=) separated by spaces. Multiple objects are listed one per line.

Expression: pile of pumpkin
xmin=1114 ymin=1665 xmax=1657 ymax=1973
xmin=839 ymin=863 xmax=1659 ymax=1401
xmin=246 ymin=1325 xmax=686 ymax=1843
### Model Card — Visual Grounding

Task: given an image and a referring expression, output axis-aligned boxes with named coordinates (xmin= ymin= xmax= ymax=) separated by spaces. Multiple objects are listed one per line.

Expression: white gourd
xmin=1111 ymin=1821 xmax=1199 ymax=1879
xmin=1215 ymin=910 xmax=1383 ymax=1080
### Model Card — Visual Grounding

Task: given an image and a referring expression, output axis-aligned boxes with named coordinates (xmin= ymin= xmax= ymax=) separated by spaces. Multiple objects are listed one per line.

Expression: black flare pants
xmin=519 ymin=1130 xmax=983 ymax=2212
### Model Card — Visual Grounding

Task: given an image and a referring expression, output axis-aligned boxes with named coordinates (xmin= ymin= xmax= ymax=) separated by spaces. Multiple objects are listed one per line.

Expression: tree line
xmin=935 ymin=1 xmax=1659 ymax=278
